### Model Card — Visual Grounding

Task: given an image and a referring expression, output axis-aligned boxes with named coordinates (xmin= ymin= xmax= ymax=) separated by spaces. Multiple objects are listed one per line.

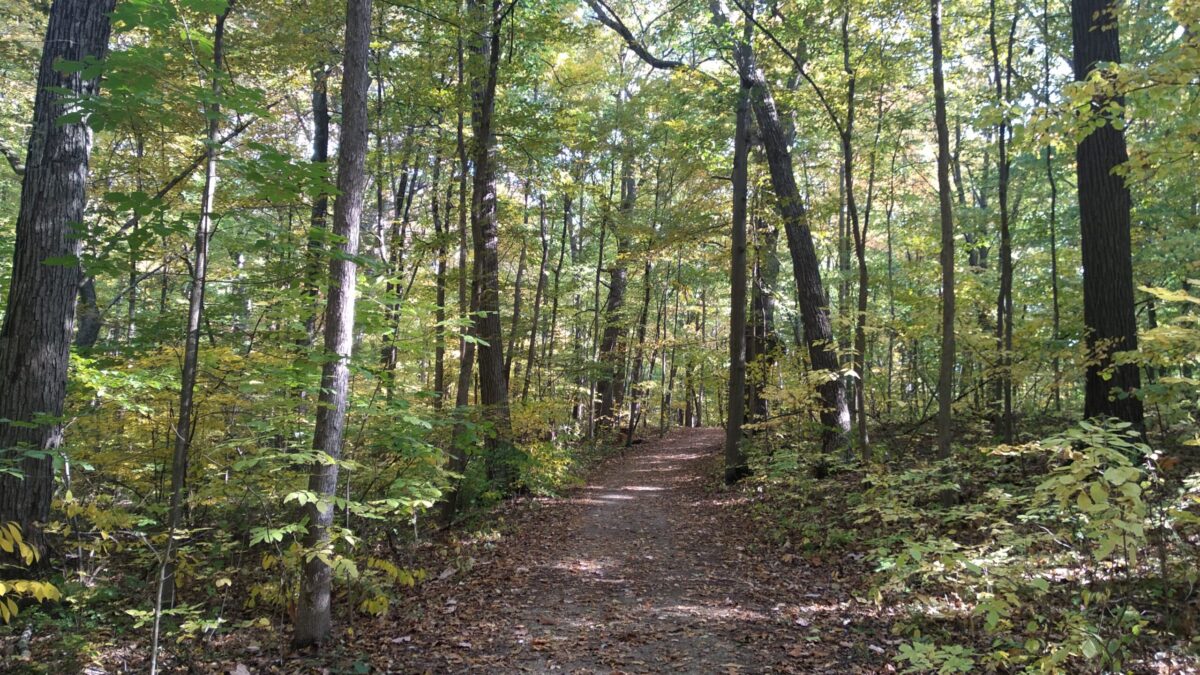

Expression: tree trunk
xmin=432 ymin=153 xmax=447 ymax=408
xmin=931 ymin=0 xmax=958 ymax=459
xmin=162 ymin=5 xmax=231 ymax=607
xmin=726 ymin=72 xmax=751 ymax=484
xmin=1043 ymin=0 xmax=1062 ymax=412
xmin=441 ymin=30 xmax=475 ymax=526
xmin=0 ymin=0 xmax=113 ymax=533
xmin=596 ymin=155 xmax=635 ymax=428
xmin=293 ymin=0 xmax=371 ymax=648
xmin=1071 ymin=0 xmax=1144 ymax=427
xmin=522 ymin=198 xmax=549 ymax=401
xmin=304 ymin=66 xmax=330 ymax=347
xmin=468 ymin=0 xmax=516 ymax=491
xmin=990 ymin=0 xmax=1018 ymax=442
xmin=543 ymin=192 xmax=571 ymax=397
xmin=626 ymin=259 xmax=654 ymax=447
xmin=720 ymin=6 xmax=851 ymax=450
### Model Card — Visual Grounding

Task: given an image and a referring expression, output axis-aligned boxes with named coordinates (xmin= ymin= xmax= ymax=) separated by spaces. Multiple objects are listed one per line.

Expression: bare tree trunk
xmin=442 ymin=32 xmax=475 ymax=526
xmin=292 ymin=0 xmax=371 ymax=648
xmin=0 ymin=0 xmax=113 ymax=533
xmin=522 ymin=198 xmax=550 ymax=401
xmin=432 ymin=153 xmax=447 ymax=408
xmin=626 ymin=259 xmax=654 ymax=447
xmin=543 ymin=192 xmax=571 ymax=396
xmin=990 ymin=0 xmax=1018 ymax=442
xmin=717 ymin=3 xmax=851 ymax=450
xmin=1043 ymin=0 xmax=1062 ymax=412
xmin=468 ymin=0 xmax=516 ymax=491
xmin=726 ymin=69 xmax=751 ymax=483
xmin=162 ymin=5 xmax=231 ymax=607
xmin=931 ymin=0 xmax=958 ymax=458
xmin=504 ymin=179 xmax=531 ymax=383
xmin=1071 ymin=0 xmax=1143 ymax=426
xmin=596 ymin=155 xmax=635 ymax=428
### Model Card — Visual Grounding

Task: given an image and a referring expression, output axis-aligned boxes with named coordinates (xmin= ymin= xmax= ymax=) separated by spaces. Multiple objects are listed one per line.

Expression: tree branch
xmin=0 ymin=140 xmax=25 ymax=176
xmin=584 ymin=0 xmax=684 ymax=70
xmin=726 ymin=0 xmax=845 ymax=137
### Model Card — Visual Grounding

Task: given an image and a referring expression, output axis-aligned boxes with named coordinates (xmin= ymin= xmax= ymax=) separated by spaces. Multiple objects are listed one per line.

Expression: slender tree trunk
xmin=292 ymin=0 xmax=371 ymax=648
xmin=522 ymin=198 xmax=549 ymax=401
xmin=719 ymin=5 xmax=851 ymax=450
xmin=726 ymin=72 xmax=751 ymax=483
xmin=544 ymin=192 xmax=571 ymax=396
xmin=162 ymin=6 xmax=231 ymax=607
xmin=442 ymin=31 xmax=474 ymax=525
xmin=931 ymin=0 xmax=958 ymax=458
xmin=990 ymin=0 xmax=1018 ymax=442
xmin=884 ymin=148 xmax=899 ymax=416
xmin=432 ymin=153 xmax=447 ymax=408
xmin=1071 ymin=0 xmax=1143 ymax=426
xmin=505 ymin=179 xmax=531 ymax=383
xmin=626 ymin=259 xmax=654 ymax=446
xmin=1043 ymin=0 xmax=1062 ymax=412
xmin=0 ymin=0 xmax=114 ymax=534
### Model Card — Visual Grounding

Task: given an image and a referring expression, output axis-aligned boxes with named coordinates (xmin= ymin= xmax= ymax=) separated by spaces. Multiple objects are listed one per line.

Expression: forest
xmin=0 ymin=0 xmax=1197 ymax=671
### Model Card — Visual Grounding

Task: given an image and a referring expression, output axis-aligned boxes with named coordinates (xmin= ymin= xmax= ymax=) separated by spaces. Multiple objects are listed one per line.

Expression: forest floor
xmin=330 ymin=428 xmax=892 ymax=674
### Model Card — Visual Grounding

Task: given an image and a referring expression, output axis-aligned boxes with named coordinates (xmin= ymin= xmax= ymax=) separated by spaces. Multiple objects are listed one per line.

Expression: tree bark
xmin=596 ymin=155 xmax=635 ymax=428
xmin=990 ymin=0 xmax=1018 ymax=442
xmin=718 ymin=4 xmax=851 ymax=450
xmin=1070 ymin=0 xmax=1144 ymax=427
xmin=522 ymin=198 xmax=550 ymax=401
xmin=293 ymin=0 xmax=371 ymax=648
xmin=0 ymin=0 xmax=113 ymax=533
xmin=433 ymin=153 xmax=447 ymax=409
xmin=162 ymin=5 xmax=231 ymax=607
xmin=726 ymin=72 xmax=751 ymax=483
xmin=468 ymin=0 xmax=516 ymax=491
xmin=931 ymin=0 xmax=958 ymax=458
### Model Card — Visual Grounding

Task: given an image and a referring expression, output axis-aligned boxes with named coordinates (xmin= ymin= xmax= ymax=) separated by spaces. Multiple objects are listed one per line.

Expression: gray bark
xmin=293 ymin=0 xmax=372 ymax=648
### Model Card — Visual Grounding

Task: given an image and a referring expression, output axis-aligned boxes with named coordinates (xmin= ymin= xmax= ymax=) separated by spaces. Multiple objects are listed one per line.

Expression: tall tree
xmin=719 ymin=2 xmax=852 ymax=451
xmin=725 ymin=71 xmax=752 ymax=483
xmin=468 ymin=0 xmax=517 ymax=490
xmin=0 ymin=0 xmax=114 ymax=534
xmin=931 ymin=0 xmax=957 ymax=458
xmin=293 ymin=0 xmax=372 ymax=648
xmin=161 ymin=1 xmax=233 ymax=609
xmin=1071 ymin=0 xmax=1144 ymax=427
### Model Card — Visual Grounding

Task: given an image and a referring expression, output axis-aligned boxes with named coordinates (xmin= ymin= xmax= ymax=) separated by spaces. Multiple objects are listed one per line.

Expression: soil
xmin=364 ymin=428 xmax=890 ymax=673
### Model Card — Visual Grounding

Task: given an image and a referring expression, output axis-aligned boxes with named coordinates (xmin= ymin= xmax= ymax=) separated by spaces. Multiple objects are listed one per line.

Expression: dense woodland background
xmin=0 ymin=0 xmax=1197 ymax=671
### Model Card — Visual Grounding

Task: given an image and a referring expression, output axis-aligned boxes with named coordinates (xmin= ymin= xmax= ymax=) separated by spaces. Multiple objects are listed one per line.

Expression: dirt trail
xmin=379 ymin=429 xmax=883 ymax=673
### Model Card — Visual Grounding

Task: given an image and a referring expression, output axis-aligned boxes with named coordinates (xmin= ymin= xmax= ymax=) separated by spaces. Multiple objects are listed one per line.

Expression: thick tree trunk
xmin=596 ymin=156 xmax=636 ymax=428
xmin=0 ymin=0 xmax=113 ymax=533
xmin=726 ymin=76 xmax=751 ymax=484
xmin=931 ymin=0 xmax=958 ymax=458
xmin=468 ymin=0 xmax=516 ymax=491
xmin=293 ymin=0 xmax=371 ymax=648
xmin=1071 ymin=0 xmax=1144 ymax=427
